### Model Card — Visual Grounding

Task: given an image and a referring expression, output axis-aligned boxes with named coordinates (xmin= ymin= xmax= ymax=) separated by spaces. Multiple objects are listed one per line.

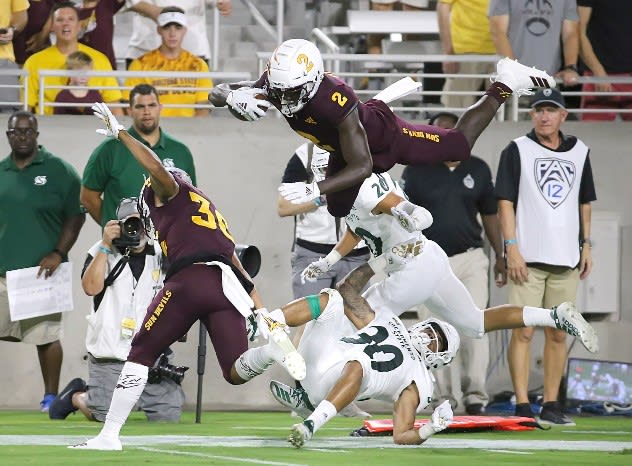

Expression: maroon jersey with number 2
xmin=256 ymin=73 xmax=470 ymax=216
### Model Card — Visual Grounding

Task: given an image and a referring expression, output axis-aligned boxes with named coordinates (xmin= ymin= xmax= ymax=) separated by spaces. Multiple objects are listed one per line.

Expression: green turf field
xmin=1 ymin=410 xmax=631 ymax=465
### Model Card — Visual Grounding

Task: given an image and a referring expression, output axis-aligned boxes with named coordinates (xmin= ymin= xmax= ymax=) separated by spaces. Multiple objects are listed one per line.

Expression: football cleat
xmin=49 ymin=378 xmax=87 ymax=420
xmin=269 ymin=326 xmax=307 ymax=381
xmin=270 ymin=380 xmax=313 ymax=418
xmin=551 ymin=302 xmax=599 ymax=353
xmin=288 ymin=420 xmax=314 ymax=448
xmin=493 ymin=57 xmax=556 ymax=96
xmin=68 ymin=434 xmax=122 ymax=451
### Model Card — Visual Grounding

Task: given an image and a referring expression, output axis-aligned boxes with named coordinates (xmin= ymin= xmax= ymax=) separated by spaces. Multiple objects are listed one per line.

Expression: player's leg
xmin=70 ymin=269 xmax=203 ymax=450
xmin=289 ymin=360 xmax=363 ymax=448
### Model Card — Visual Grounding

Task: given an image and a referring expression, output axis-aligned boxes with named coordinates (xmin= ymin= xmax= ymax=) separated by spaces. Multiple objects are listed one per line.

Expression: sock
xmin=100 ymin=361 xmax=148 ymax=438
xmin=485 ymin=82 xmax=513 ymax=105
xmin=305 ymin=400 xmax=337 ymax=434
xmin=522 ymin=306 xmax=556 ymax=328
xmin=234 ymin=345 xmax=275 ymax=381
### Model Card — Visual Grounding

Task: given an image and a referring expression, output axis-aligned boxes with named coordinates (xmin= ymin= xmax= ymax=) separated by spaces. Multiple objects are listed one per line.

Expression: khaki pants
xmin=0 ymin=277 xmax=62 ymax=345
xmin=441 ymin=61 xmax=496 ymax=110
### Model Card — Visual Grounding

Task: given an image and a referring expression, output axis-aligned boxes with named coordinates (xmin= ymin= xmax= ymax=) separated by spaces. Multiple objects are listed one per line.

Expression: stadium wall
xmin=0 ymin=115 xmax=630 ymax=410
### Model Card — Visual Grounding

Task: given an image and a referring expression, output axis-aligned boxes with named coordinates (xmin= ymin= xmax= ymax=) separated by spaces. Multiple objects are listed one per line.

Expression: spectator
xmin=125 ymin=0 xmax=232 ymax=68
xmin=54 ymin=51 xmax=104 ymax=115
xmin=437 ymin=0 xmax=496 ymax=109
xmin=366 ymin=1 xmax=426 ymax=55
xmin=22 ymin=2 xmax=122 ymax=115
xmin=0 ymin=110 xmax=85 ymax=412
xmin=277 ymin=143 xmax=370 ymax=300
xmin=12 ymin=0 xmax=54 ymax=65
xmin=0 ymin=0 xmax=27 ymax=110
xmin=124 ymin=7 xmax=213 ymax=118
xmin=49 ymin=197 xmax=185 ymax=422
xmin=495 ymin=88 xmax=596 ymax=425
xmin=81 ymin=83 xmax=197 ymax=227
xmin=577 ymin=0 xmax=632 ymax=121
xmin=401 ymin=111 xmax=506 ymax=416
xmin=489 ymin=0 xmax=580 ymax=88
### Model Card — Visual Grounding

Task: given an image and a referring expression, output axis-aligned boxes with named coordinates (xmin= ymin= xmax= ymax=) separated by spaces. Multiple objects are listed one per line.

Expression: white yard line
xmin=137 ymin=446 xmax=306 ymax=466
xmin=0 ymin=435 xmax=631 ymax=452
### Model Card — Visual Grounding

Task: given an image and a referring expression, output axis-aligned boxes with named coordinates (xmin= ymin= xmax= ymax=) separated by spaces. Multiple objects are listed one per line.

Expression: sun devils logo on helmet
xmin=266 ymin=39 xmax=324 ymax=117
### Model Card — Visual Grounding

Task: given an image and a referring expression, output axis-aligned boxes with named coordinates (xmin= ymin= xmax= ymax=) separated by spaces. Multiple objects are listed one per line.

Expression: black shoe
xmin=539 ymin=401 xmax=576 ymax=426
xmin=514 ymin=402 xmax=535 ymax=418
xmin=49 ymin=378 xmax=87 ymax=420
xmin=465 ymin=403 xmax=485 ymax=415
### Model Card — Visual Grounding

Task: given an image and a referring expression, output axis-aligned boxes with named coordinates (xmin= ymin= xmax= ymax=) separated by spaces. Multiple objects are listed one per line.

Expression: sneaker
xmin=269 ymin=326 xmax=306 ymax=381
xmin=465 ymin=403 xmax=485 ymax=416
xmin=494 ymin=57 xmax=556 ymax=96
xmin=49 ymin=378 xmax=87 ymax=420
xmin=39 ymin=393 xmax=56 ymax=413
xmin=539 ymin=402 xmax=576 ymax=426
xmin=288 ymin=420 xmax=314 ymax=448
xmin=270 ymin=380 xmax=313 ymax=418
xmin=551 ymin=302 xmax=599 ymax=353
xmin=68 ymin=434 xmax=122 ymax=451
xmin=514 ymin=402 xmax=535 ymax=418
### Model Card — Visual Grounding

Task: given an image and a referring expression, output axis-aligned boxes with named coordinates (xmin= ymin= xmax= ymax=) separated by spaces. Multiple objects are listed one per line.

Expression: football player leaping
xmin=299 ymin=153 xmax=599 ymax=357
xmin=210 ymin=38 xmax=556 ymax=217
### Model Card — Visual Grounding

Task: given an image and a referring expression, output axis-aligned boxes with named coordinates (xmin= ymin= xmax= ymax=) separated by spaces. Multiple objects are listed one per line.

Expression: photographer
xmin=49 ymin=198 xmax=185 ymax=422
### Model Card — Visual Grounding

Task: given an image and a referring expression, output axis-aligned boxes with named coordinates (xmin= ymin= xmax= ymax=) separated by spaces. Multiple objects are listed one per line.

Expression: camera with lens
xmin=112 ymin=215 xmax=143 ymax=249
xmin=147 ymin=354 xmax=189 ymax=385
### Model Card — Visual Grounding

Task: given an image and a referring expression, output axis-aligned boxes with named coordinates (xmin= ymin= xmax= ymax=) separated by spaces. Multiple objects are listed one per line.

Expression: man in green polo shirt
xmin=81 ymin=84 xmax=197 ymax=226
xmin=0 ymin=110 xmax=85 ymax=412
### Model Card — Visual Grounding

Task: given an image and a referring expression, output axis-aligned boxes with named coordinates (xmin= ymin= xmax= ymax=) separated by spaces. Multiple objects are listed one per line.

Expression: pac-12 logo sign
xmin=535 ymin=158 xmax=575 ymax=208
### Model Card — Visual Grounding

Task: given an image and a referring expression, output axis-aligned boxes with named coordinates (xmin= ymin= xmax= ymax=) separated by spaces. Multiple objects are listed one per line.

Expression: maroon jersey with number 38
xmin=142 ymin=177 xmax=235 ymax=262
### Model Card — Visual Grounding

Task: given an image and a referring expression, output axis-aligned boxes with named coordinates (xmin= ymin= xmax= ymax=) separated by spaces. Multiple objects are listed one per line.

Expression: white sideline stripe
xmin=137 ymin=446 xmax=306 ymax=466
xmin=0 ymin=435 xmax=631 ymax=451
xmin=485 ymin=449 xmax=533 ymax=455
xmin=563 ymin=430 xmax=632 ymax=435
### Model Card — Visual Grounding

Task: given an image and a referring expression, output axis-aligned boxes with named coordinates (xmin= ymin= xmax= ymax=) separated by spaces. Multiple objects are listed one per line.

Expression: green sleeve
xmin=184 ymin=147 xmax=197 ymax=186
xmin=82 ymin=140 xmax=112 ymax=191
xmin=63 ymin=162 xmax=83 ymax=217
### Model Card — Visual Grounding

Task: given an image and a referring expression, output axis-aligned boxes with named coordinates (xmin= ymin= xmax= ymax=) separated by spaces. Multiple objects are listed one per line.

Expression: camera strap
xmin=103 ymin=251 xmax=130 ymax=288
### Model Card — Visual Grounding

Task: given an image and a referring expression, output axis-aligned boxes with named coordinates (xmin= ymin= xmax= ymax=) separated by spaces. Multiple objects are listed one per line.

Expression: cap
xmin=157 ymin=11 xmax=187 ymax=28
xmin=116 ymin=197 xmax=139 ymax=220
xmin=530 ymin=88 xmax=566 ymax=109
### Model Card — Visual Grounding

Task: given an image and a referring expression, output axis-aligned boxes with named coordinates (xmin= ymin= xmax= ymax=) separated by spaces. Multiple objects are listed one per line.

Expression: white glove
xmin=430 ymin=400 xmax=454 ymax=432
xmin=300 ymin=257 xmax=331 ymax=284
xmin=419 ymin=400 xmax=453 ymax=441
xmin=226 ymin=87 xmax=271 ymax=121
xmin=92 ymin=102 xmax=124 ymax=138
xmin=391 ymin=201 xmax=433 ymax=233
xmin=279 ymin=182 xmax=320 ymax=204
xmin=255 ymin=308 xmax=289 ymax=340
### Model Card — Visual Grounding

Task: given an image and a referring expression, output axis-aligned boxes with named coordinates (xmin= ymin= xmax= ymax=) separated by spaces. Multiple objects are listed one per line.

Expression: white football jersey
xmin=299 ymin=289 xmax=434 ymax=412
xmin=345 ymin=173 xmax=420 ymax=256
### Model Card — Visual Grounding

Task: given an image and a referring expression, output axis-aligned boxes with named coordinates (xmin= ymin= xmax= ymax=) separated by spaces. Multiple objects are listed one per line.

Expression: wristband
xmin=418 ymin=423 xmax=436 ymax=441
xmin=504 ymin=239 xmax=517 ymax=247
xmin=562 ymin=64 xmax=578 ymax=73
xmin=324 ymin=250 xmax=342 ymax=267
xmin=98 ymin=245 xmax=112 ymax=255
xmin=313 ymin=196 xmax=324 ymax=207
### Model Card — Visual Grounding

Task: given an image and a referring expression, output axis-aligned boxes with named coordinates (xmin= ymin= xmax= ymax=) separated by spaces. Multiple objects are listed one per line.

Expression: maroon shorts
xmin=127 ymin=264 xmax=248 ymax=382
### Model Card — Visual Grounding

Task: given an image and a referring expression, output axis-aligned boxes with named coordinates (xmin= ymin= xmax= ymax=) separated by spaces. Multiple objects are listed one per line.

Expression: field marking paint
xmin=0 ymin=435 xmax=631 ymax=452
xmin=563 ymin=430 xmax=632 ymax=435
xmin=485 ymin=449 xmax=533 ymax=455
xmin=138 ymin=446 xmax=306 ymax=466
xmin=231 ymin=427 xmax=352 ymax=432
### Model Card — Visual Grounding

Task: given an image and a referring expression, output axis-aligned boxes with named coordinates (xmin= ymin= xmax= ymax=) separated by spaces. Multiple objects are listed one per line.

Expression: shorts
xmin=0 ymin=277 xmax=62 ymax=344
xmin=86 ymin=355 xmax=184 ymax=422
xmin=508 ymin=265 xmax=579 ymax=308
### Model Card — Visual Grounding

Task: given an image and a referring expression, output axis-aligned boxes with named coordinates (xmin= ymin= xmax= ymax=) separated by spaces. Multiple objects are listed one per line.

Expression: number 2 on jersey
xmin=189 ymin=191 xmax=235 ymax=242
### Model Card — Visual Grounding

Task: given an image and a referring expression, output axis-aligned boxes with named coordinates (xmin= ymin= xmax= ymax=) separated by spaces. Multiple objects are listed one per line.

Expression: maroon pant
xmin=326 ymin=100 xmax=470 ymax=217
xmin=127 ymin=264 xmax=248 ymax=382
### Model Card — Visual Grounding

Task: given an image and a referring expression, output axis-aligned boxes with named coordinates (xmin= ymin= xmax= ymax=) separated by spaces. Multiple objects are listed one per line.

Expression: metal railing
xmin=35 ymin=70 xmax=252 ymax=115
xmin=0 ymin=68 xmax=29 ymax=111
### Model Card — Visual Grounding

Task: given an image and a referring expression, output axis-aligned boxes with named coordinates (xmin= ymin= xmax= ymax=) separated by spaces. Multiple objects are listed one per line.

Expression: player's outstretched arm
xmin=316 ymin=109 xmax=373 ymax=196
xmin=392 ymin=384 xmax=423 ymax=445
xmin=92 ymin=103 xmax=177 ymax=202
xmin=300 ymin=229 xmax=360 ymax=283
xmin=208 ymin=81 xmax=256 ymax=107
xmin=336 ymin=263 xmax=375 ymax=328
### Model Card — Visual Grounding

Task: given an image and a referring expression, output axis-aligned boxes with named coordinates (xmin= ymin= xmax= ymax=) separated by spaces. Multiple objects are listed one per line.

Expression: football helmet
xmin=166 ymin=166 xmax=192 ymax=185
xmin=267 ymin=39 xmax=324 ymax=116
xmin=310 ymin=146 xmax=330 ymax=182
xmin=408 ymin=318 xmax=460 ymax=370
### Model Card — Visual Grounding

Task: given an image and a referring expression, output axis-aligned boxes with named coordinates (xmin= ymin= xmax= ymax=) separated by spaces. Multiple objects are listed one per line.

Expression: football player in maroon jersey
xmin=210 ymin=39 xmax=556 ymax=217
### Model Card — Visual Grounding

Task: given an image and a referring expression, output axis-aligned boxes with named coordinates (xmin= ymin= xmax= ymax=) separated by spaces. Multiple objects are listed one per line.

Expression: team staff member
xmin=402 ymin=111 xmax=506 ymax=415
xmin=81 ymin=83 xmax=197 ymax=227
xmin=0 ymin=110 xmax=85 ymax=412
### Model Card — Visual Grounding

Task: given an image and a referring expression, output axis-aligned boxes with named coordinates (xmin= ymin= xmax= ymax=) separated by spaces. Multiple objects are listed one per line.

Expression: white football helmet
xmin=408 ymin=318 xmax=460 ymax=370
xmin=310 ymin=145 xmax=330 ymax=182
xmin=267 ymin=39 xmax=324 ymax=116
